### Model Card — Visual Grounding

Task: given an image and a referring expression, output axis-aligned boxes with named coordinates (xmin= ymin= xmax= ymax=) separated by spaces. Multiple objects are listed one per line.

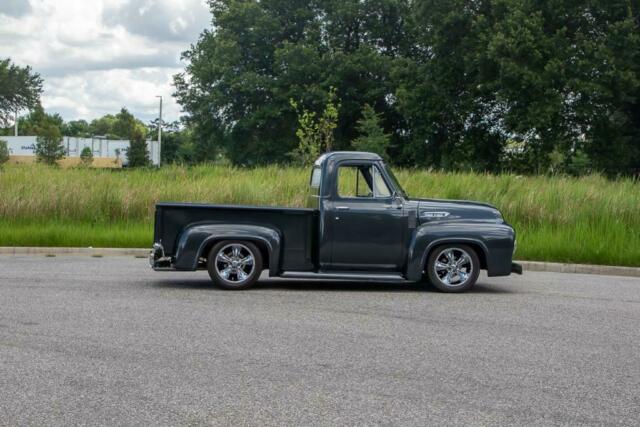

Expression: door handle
xmin=336 ymin=206 xmax=350 ymax=211
xmin=385 ymin=204 xmax=403 ymax=210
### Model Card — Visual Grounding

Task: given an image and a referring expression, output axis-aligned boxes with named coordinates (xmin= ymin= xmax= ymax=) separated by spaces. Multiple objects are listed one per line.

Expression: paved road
xmin=1 ymin=256 xmax=639 ymax=426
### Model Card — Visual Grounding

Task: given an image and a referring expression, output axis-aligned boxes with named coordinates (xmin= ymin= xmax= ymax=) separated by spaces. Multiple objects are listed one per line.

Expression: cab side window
xmin=337 ymin=164 xmax=391 ymax=199
xmin=337 ymin=165 xmax=372 ymax=197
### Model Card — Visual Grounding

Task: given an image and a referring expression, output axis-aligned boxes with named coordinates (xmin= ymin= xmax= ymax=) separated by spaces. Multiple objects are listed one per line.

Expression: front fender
xmin=405 ymin=222 xmax=515 ymax=281
xmin=173 ymin=223 xmax=281 ymax=275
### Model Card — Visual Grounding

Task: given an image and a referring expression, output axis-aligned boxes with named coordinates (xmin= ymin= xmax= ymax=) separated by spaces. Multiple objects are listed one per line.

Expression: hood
xmin=409 ymin=197 xmax=504 ymax=224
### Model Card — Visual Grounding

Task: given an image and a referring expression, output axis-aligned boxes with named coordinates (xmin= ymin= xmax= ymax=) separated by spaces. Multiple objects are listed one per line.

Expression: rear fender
xmin=173 ymin=223 xmax=281 ymax=275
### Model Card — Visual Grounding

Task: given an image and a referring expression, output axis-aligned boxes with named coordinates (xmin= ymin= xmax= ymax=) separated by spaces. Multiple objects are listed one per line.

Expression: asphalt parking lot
xmin=1 ymin=255 xmax=639 ymax=426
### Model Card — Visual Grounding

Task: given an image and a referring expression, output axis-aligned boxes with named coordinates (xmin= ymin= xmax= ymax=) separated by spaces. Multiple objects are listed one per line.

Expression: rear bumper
xmin=149 ymin=243 xmax=173 ymax=271
xmin=511 ymin=262 xmax=523 ymax=275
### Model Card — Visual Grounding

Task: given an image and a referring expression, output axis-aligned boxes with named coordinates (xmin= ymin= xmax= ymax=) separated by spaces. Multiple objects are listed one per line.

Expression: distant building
xmin=3 ymin=136 xmax=160 ymax=167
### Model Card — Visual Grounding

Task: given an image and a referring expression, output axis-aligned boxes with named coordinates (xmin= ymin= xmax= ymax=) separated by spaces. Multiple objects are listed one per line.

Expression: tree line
xmin=174 ymin=0 xmax=640 ymax=176
xmin=1 ymin=58 xmax=196 ymax=167
xmin=2 ymin=0 xmax=639 ymax=175
xmin=0 ymin=102 xmax=154 ymax=167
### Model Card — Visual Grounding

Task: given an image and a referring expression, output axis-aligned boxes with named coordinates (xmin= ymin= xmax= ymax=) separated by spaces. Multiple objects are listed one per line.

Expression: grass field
xmin=1 ymin=164 xmax=638 ymax=266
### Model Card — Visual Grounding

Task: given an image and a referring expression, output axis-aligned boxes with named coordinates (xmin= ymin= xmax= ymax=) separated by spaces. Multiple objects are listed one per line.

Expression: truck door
xmin=326 ymin=162 xmax=406 ymax=271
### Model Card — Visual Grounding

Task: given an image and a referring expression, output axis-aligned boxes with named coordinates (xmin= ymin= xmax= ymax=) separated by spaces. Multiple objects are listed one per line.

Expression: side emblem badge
xmin=421 ymin=211 xmax=450 ymax=219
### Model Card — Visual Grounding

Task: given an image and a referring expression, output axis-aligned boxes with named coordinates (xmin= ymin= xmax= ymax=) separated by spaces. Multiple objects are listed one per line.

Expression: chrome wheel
xmin=433 ymin=247 xmax=473 ymax=287
xmin=215 ymin=243 xmax=255 ymax=284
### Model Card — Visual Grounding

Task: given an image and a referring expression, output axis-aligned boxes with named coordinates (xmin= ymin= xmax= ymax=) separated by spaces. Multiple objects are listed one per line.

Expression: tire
xmin=207 ymin=240 xmax=263 ymax=290
xmin=426 ymin=244 xmax=480 ymax=293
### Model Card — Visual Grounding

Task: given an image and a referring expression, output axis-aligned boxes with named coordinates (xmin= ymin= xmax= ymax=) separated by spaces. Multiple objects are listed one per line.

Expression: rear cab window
xmin=310 ymin=167 xmax=322 ymax=187
xmin=310 ymin=167 xmax=322 ymax=195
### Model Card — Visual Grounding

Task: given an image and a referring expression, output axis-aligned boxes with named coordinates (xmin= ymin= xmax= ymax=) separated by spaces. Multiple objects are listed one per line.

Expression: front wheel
xmin=426 ymin=244 xmax=480 ymax=293
xmin=207 ymin=241 xmax=263 ymax=290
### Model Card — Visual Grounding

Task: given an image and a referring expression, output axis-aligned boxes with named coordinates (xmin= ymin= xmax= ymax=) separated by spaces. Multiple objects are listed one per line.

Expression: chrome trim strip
xmin=280 ymin=271 xmax=409 ymax=282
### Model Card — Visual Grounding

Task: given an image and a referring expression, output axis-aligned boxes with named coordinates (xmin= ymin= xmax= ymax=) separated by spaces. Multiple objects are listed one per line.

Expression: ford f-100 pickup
xmin=150 ymin=151 xmax=521 ymax=292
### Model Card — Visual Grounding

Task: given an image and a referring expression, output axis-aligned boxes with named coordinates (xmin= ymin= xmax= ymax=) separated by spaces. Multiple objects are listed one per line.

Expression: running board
xmin=279 ymin=271 xmax=410 ymax=282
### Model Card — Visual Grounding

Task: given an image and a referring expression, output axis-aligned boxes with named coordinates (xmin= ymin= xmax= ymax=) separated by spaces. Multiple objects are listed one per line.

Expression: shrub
xmin=290 ymin=88 xmax=340 ymax=165
xmin=127 ymin=129 xmax=150 ymax=167
xmin=0 ymin=139 xmax=9 ymax=167
xmin=80 ymin=146 xmax=93 ymax=167
xmin=35 ymin=123 xmax=65 ymax=165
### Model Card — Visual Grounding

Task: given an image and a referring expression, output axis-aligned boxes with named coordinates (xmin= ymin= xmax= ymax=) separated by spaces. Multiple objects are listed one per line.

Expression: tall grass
xmin=0 ymin=164 xmax=638 ymax=266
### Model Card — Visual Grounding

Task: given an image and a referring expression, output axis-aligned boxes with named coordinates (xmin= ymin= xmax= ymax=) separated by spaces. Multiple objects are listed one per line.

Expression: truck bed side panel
xmin=155 ymin=203 xmax=318 ymax=272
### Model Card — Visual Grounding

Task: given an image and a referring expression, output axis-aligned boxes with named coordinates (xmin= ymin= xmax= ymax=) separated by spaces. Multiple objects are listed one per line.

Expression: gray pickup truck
xmin=150 ymin=151 xmax=521 ymax=292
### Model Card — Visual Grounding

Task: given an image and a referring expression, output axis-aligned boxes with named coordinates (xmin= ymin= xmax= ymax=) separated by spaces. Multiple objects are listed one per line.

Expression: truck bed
xmin=154 ymin=203 xmax=319 ymax=272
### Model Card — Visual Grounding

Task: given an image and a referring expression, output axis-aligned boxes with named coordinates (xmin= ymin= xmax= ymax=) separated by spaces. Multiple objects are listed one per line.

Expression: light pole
xmin=156 ymin=95 xmax=162 ymax=166
xmin=14 ymin=108 xmax=18 ymax=136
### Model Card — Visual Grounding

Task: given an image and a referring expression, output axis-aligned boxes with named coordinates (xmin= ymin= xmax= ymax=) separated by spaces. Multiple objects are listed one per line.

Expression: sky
xmin=0 ymin=0 xmax=211 ymax=123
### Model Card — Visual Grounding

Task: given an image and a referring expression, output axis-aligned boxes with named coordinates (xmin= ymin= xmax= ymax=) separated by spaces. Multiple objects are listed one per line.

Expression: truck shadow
xmin=257 ymin=280 xmax=510 ymax=294
xmin=150 ymin=278 xmax=511 ymax=294
xmin=257 ymin=279 xmax=425 ymax=292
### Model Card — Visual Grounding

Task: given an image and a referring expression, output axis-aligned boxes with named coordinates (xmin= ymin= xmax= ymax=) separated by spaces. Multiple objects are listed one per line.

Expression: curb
xmin=0 ymin=247 xmax=639 ymax=278
xmin=0 ymin=247 xmax=148 ymax=257
xmin=517 ymin=260 xmax=640 ymax=278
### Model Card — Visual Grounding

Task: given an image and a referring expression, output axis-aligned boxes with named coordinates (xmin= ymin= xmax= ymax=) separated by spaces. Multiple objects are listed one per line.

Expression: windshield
xmin=384 ymin=165 xmax=408 ymax=198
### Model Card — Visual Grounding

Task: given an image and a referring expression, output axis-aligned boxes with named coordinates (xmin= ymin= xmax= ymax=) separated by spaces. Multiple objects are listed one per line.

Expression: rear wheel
xmin=426 ymin=244 xmax=480 ymax=293
xmin=207 ymin=241 xmax=263 ymax=290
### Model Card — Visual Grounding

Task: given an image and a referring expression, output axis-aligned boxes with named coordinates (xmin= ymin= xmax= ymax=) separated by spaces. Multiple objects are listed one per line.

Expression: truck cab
xmin=308 ymin=152 xmax=410 ymax=272
xmin=150 ymin=152 xmax=521 ymax=292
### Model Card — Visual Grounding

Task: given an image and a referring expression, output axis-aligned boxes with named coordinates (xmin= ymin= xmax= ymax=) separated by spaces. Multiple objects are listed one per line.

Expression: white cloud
xmin=0 ymin=0 xmax=210 ymax=123
xmin=104 ymin=0 xmax=210 ymax=42
xmin=43 ymin=67 xmax=182 ymax=121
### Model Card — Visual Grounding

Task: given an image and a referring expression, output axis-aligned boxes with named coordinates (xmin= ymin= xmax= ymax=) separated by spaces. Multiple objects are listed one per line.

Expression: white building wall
xmin=2 ymin=136 xmax=160 ymax=166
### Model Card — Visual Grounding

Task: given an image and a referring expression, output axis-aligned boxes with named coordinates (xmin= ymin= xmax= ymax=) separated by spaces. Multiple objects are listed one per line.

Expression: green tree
xmin=174 ymin=0 xmax=406 ymax=165
xmin=0 ymin=138 xmax=9 ymax=167
xmin=0 ymin=58 xmax=43 ymax=127
xmin=394 ymin=0 xmax=640 ymax=174
xmin=175 ymin=140 xmax=197 ymax=164
xmin=393 ymin=0 xmax=505 ymax=170
xmin=11 ymin=104 xmax=64 ymax=136
xmin=147 ymin=119 xmax=197 ymax=164
xmin=175 ymin=0 xmax=640 ymax=175
xmin=80 ymin=146 xmax=93 ymax=167
xmin=290 ymin=89 xmax=340 ymax=165
xmin=127 ymin=129 xmax=150 ymax=167
xmin=113 ymin=107 xmax=139 ymax=139
xmin=64 ymin=120 xmax=90 ymax=137
xmin=290 ymin=102 xmax=321 ymax=165
xmin=352 ymin=104 xmax=391 ymax=161
xmin=89 ymin=115 xmax=117 ymax=138
xmin=35 ymin=123 xmax=65 ymax=165
xmin=87 ymin=110 xmax=147 ymax=140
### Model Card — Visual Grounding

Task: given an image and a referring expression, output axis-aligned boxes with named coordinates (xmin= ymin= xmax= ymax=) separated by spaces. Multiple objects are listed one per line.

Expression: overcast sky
xmin=0 ymin=0 xmax=210 ymax=123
